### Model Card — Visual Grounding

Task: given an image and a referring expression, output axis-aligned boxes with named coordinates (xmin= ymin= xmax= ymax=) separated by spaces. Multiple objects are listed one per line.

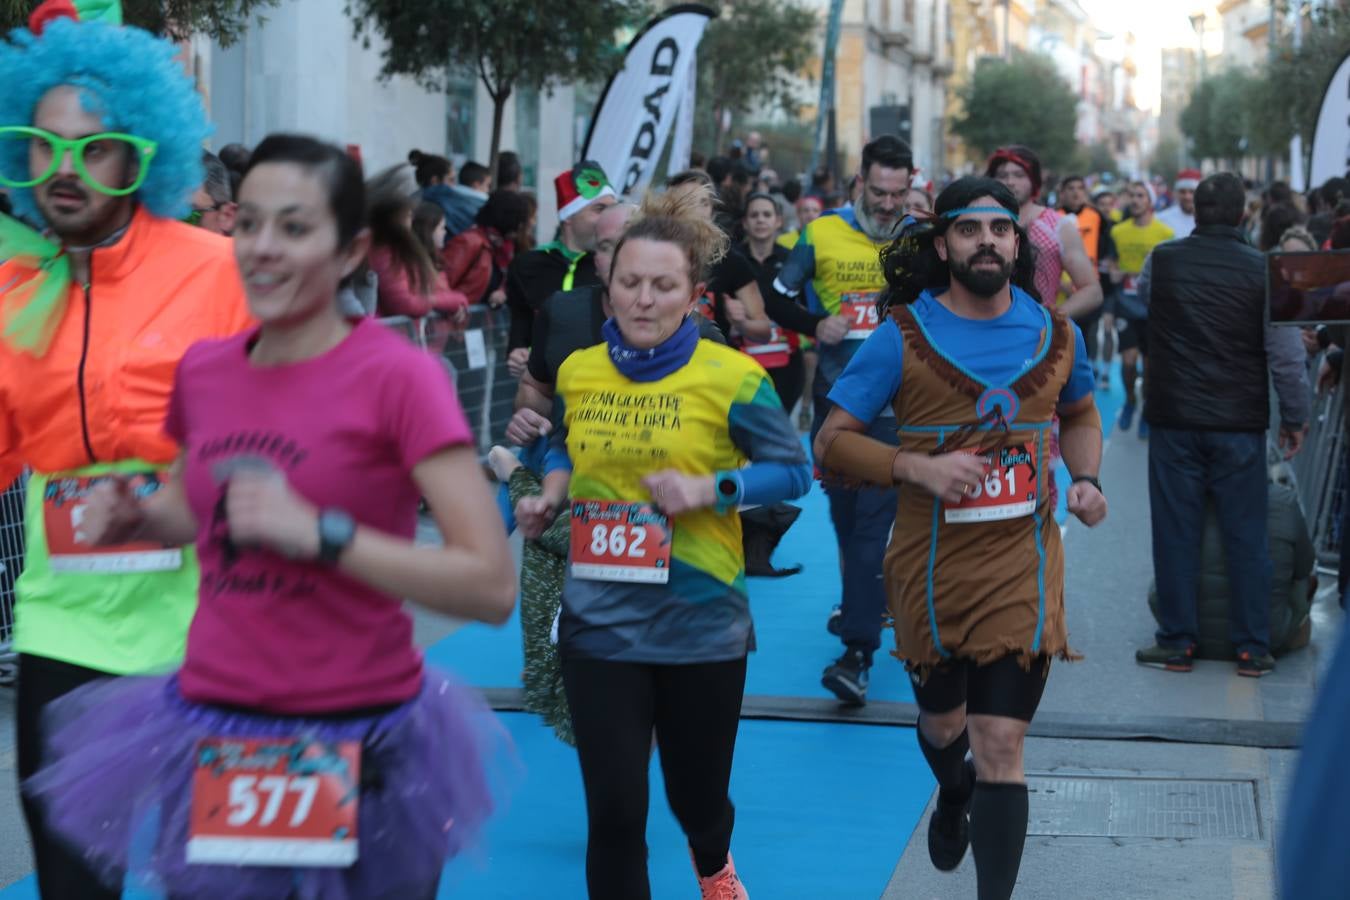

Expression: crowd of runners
xmin=2 ymin=1 xmax=1349 ymax=898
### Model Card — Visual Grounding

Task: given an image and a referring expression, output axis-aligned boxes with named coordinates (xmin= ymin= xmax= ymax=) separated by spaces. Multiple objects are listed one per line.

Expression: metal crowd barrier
xmin=1282 ymin=367 xmax=1347 ymax=570
xmin=0 ymin=474 xmax=24 ymax=683
xmin=377 ymin=304 xmax=517 ymax=458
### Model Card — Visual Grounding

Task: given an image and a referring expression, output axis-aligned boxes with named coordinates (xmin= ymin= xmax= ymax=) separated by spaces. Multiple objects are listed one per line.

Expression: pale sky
xmin=1079 ymin=0 xmax=1209 ymax=114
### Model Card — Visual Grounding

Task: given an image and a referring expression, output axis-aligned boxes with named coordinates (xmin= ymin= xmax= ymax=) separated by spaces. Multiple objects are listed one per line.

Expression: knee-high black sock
xmin=970 ymin=781 xmax=1029 ymax=900
xmin=916 ymin=727 xmax=972 ymax=803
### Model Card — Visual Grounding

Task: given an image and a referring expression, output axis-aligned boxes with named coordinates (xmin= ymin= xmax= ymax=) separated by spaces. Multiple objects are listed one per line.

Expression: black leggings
xmin=767 ymin=354 xmax=805 ymax=414
xmin=911 ymin=654 xmax=1050 ymax=722
xmin=16 ymin=653 xmax=122 ymax=900
xmin=561 ymin=656 xmax=747 ymax=900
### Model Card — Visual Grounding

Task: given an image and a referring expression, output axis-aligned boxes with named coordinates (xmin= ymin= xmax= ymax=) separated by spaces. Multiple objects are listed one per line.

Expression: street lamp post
xmin=1188 ymin=11 xmax=1206 ymax=81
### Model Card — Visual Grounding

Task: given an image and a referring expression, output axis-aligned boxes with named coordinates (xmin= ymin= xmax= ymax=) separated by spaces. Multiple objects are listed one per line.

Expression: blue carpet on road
xmin=440 ymin=713 xmax=931 ymax=898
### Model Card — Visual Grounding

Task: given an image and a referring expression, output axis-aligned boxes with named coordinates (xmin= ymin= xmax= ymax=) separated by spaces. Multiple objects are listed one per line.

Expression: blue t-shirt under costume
xmin=827 ymin=289 xmax=1095 ymax=423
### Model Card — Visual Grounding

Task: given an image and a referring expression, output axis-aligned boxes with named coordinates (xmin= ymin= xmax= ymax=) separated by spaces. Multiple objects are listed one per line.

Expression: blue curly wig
xmin=0 ymin=17 xmax=210 ymax=225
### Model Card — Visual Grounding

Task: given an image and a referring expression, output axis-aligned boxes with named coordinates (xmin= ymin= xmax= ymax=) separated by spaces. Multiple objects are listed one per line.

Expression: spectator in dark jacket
xmin=443 ymin=189 xmax=534 ymax=306
xmin=437 ymin=162 xmax=492 ymax=239
xmin=1135 ymin=172 xmax=1310 ymax=678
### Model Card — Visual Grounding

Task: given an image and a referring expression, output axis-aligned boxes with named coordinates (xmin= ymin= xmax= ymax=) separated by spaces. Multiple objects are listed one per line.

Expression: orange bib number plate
xmin=942 ymin=445 xmax=1039 ymax=524
xmin=187 ymin=737 xmax=361 ymax=868
xmin=744 ymin=326 xmax=789 ymax=355
xmin=743 ymin=327 xmax=792 ymax=368
xmin=42 ymin=474 xmax=182 ymax=573
xmin=839 ymin=293 xmax=880 ymax=340
xmin=569 ymin=500 xmax=672 ymax=584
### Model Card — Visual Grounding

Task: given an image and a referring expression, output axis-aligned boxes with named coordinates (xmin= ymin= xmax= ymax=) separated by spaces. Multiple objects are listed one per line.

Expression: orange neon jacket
xmin=0 ymin=208 xmax=251 ymax=487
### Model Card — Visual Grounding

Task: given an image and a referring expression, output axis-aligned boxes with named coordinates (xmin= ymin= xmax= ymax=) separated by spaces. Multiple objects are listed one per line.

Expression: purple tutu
xmin=23 ymin=669 xmax=511 ymax=899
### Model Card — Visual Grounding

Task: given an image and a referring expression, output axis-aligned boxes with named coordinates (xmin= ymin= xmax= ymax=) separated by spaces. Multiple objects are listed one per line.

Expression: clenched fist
xmin=225 ymin=472 xmax=320 ymax=560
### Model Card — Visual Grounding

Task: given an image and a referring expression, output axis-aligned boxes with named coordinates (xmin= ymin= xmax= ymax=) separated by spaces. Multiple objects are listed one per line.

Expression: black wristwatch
xmin=1071 ymin=475 xmax=1103 ymax=496
xmin=317 ymin=509 xmax=356 ymax=564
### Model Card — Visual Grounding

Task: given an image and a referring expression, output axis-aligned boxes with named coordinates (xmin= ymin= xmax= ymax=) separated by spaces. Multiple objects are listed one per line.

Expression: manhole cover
xmin=1026 ymin=776 xmax=1261 ymax=840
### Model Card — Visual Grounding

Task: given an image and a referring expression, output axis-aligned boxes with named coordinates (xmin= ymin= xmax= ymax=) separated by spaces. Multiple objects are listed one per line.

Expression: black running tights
xmin=561 ymin=656 xmax=747 ymax=900
xmin=16 ymin=653 xmax=122 ymax=900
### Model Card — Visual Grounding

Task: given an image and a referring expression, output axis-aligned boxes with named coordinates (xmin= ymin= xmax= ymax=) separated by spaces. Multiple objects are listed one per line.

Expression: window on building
xmin=515 ymin=85 xmax=541 ymax=190
xmin=445 ymin=69 xmax=477 ymax=161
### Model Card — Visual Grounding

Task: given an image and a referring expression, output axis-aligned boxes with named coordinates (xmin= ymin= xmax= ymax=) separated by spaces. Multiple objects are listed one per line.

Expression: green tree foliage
xmin=346 ymin=0 xmax=649 ymax=184
xmin=1181 ymin=69 xmax=1255 ymax=166
xmin=693 ymin=0 xmax=818 ymax=152
xmin=1178 ymin=5 xmax=1350 ymax=173
xmin=1251 ymin=3 xmax=1350 ymax=167
xmin=0 ymin=0 xmax=277 ymax=45
xmin=951 ymin=53 xmax=1080 ymax=171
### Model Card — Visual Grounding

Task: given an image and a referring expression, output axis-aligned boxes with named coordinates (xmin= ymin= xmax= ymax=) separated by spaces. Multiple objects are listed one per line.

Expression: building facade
xmin=195 ymin=0 xmax=591 ymax=238
xmin=1158 ymin=47 xmax=1200 ymax=154
xmin=942 ymin=0 xmax=1144 ymax=176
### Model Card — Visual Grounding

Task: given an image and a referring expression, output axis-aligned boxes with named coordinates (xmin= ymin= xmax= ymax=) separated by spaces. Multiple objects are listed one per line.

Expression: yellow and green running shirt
xmin=1110 ymin=217 xmax=1174 ymax=276
xmin=772 ymin=207 xmax=890 ymax=397
xmin=547 ymin=339 xmax=810 ymax=663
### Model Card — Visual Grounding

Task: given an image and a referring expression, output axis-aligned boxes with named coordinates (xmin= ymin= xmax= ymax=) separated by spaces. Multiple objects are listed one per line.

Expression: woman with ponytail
xmin=515 ymin=190 xmax=811 ymax=899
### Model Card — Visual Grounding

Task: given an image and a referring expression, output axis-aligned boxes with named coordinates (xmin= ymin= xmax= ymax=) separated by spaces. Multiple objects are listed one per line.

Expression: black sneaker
xmin=1236 ymin=651 xmax=1275 ymax=677
xmin=928 ymin=759 xmax=975 ymax=871
xmin=1135 ymin=643 xmax=1195 ymax=672
xmin=821 ymin=649 xmax=870 ymax=706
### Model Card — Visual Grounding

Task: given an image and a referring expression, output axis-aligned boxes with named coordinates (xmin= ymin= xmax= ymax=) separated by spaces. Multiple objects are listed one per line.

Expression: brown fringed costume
xmin=820 ymin=299 xmax=1080 ymax=681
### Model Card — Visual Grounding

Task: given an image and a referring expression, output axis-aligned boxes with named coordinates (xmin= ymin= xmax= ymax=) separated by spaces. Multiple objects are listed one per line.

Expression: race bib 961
xmin=942 ymin=444 xmax=1039 ymax=524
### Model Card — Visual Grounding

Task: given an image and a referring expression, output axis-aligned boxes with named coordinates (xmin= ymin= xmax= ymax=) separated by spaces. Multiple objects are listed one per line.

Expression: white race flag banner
xmin=667 ymin=51 xmax=698 ymax=179
xmin=583 ymin=4 xmax=716 ymax=196
xmin=1308 ymin=51 xmax=1350 ymax=189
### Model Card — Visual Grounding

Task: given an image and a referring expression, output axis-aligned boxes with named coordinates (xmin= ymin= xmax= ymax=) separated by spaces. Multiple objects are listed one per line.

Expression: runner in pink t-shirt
xmin=24 ymin=135 xmax=517 ymax=900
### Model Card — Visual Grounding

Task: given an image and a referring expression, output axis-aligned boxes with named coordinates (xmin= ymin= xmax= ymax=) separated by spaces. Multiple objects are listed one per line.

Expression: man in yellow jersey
xmin=1110 ymin=181 xmax=1174 ymax=438
xmin=772 ymin=135 xmax=911 ymax=705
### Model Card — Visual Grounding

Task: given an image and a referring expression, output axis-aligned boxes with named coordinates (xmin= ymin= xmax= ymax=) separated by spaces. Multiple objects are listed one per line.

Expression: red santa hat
xmin=554 ymin=161 xmax=616 ymax=222
xmin=1175 ymin=168 xmax=1202 ymax=191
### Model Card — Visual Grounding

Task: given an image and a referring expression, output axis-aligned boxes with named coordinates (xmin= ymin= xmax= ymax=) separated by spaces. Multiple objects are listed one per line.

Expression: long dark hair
xmin=878 ymin=176 xmax=1038 ymax=314
xmin=412 ymin=201 xmax=446 ymax=267
xmin=475 ymin=188 xmax=533 ymax=236
xmin=367 ymin=165 xmax=438 ymax=295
